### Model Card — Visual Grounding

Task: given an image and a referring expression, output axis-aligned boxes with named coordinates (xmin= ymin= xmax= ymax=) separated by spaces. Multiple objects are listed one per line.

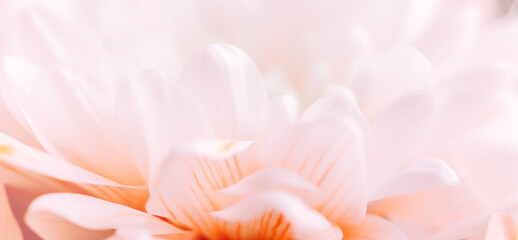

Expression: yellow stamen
xmin=0 ymin=145 xmax=13 ymax=155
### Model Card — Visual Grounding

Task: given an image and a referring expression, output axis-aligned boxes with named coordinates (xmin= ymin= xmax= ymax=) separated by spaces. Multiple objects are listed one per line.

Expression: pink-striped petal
xmin=211 ymin=191 xmax=343 ymax=240
xmin=259 ymin=116 xmax=367 ymax=225
xmin=146 ymin=139 xmax=253 ymax=238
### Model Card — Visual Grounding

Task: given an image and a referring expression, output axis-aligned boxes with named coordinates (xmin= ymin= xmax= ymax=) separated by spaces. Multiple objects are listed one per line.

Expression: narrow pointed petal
xmin=342 ymin=214 xmax=407 ymax=240
xmin=416 ymin=6 xmax=481 ymax=76
xmin=0 ymin=133 xmax=147 ymax=209
xmin=368 ymin=157 xmax=459 ymax=201
xmin=263 ymin=95 xmax=298 ymax=133
xmin=0 ymin=185 xmax=22 ymax=240
xmin=211 ymin=191 xmax=343 ymax=240
xmin=147 ymin=139 xmax=253 ymax=238
xmin=260 ymin=116 xmax=368 ymax=225
xmin=484 ymin=213 xmax=517 ymax=240
xmin=115 ymin=69 xmax=212 ymax=179
xmin=368 ymin=91 xmax=434 ymax=185
xmin=179 ymin=43 xmax=268 ymax=139
xmin=26 ymin=193 xmax=181 ymax=240
xmin=301 ymin=94 xmax=370 ymax=147
xmin=425 ymin=63 xmax=508 ymax=146
xmin=3 ymin=56 xmax=142 ymax=185
xmin=354 ymin=46 xmax=431 ymax=117
xmin=216 ymin=168 xmax=327 ymax=208
xmin=0 ymin=133 xmax=118 ymax=186
xmin=5 ymin=6 xmax=99 ymax=70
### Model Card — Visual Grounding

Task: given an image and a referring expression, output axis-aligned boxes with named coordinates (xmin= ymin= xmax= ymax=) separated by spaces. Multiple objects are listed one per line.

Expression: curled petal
xmin=0 ymin=184 xmax=22 ymax=240
xmin=211 ymin=191 xmax=343 ymax=240
xmin=260 ymin=115 xmax=368 ymax=225
xmin=146 ymin=139 xmax=253 ymax=238
xmin=26 ymin=193 xmax=181 ymax=240
xmin=368 ymin=157 xmax=459 ymax=201
xmin=216 ymin=168 xmax=327 ymax=208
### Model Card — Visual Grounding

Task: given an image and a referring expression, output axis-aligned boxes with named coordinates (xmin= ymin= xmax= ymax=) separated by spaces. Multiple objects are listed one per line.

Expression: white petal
xmin=26 ymin=193 xmax=181 ymax=240
xmin=368 ymin=157 xmax=459 ymax=201
xmin=3 ymin=56 xmax=142 ymax=185
xmin=179 ymin=43 xmax=268 ymax=140
xmin=115 ymin=69 xmax=212 ymax=180
xmin=368 ymin=91 xmax=434 ymax=185
xmin=425 ymin=63 xmax=508 ymax=146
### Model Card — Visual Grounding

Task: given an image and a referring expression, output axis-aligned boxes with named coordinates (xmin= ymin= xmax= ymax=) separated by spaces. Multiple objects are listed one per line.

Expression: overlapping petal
xmin=211 ymin=191 xmax=343 ymax=240
xmin=115 ymin=69 xmax=212 ymax=180
xmin=3 ymin=56 xmax=142 ymax=185
xmin=260 ymin=101 xmax=368 ymax=225
xmin=26 ymin=193 xmax=180 ymax=240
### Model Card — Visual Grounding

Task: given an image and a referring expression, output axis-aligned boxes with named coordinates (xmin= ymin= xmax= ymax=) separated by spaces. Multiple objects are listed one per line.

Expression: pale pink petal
xmin=3 ymin=56 xmax=142 ymax=185
xmin=352 ymin=46 xmax=431 ymax=117
xmin=484 ymin=213 xmax=517 ymax=240
xmin=342 ymin=214 xmax=407 ymax=240
xmin=99 ymin=39 xmax=149 ymax=80
xmin=259 ymin=116 xmax=367 ymax=225
xmin=1 ymin=55 xmax=41 ymax=138
xmin=370 ymin=138 xmax=518 ymax=238
xmin=263 ymin=95 xmax=298 ymax=133
xmin=0 ymin=133 xmax=117 ymax=186
xmin=26 ymin=193 xmax=181 ymax=240
xmin=5 ymin=6 xmax=99 ymax=70
xmin=425 ymin=63 xmax=508 ymax=146
xmin=216 ymin=168 xmax=327 ymax=208
xmin=106 ymin=229 xmax=156 ymax=240
xmin=416 ymin=6 xmax=481 ymax=76
xmin=0 ymin=184 xmax=22 ymax=240
xmin=368 ymin=157 xmax=459 ymax=201
xmin=211 ymin=191 xmax=343 ymax=240
xmin=146 ymin=139 xmax=253 ymax=238
xmin=368 ymin=91 xmax=434 ymax=185
xmin=301 ymin=94 xmax=370 ymax=145
xmin=0 ymin=133 xmax=149 ymax=210
xmin=115 ymin=69 xmax=212 ymax=180
xmin=0 ymin=93 xmax=39 ymax=149
xmin=178 ymin=43 xmax=268 ymax=139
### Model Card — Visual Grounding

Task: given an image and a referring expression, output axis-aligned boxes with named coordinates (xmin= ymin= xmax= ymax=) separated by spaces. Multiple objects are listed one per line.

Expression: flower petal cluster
xmin=0 ymin=1 xmax=518 ymax=240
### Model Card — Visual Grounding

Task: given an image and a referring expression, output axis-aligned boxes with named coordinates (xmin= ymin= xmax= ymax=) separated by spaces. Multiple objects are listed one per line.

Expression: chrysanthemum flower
xmin=0 ymin=39 xmax=461 ymax=239
xmin=1 ymin=1 xmax=518 ymax=240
